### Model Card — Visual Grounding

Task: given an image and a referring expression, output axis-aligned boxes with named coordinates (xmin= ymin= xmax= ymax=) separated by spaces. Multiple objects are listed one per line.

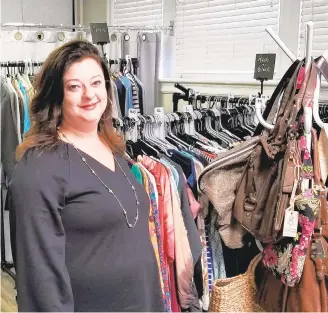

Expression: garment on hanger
xmin=1 ymin=79 xmax=20 ymax=181
xmin=110 ymin=80 xmax=121 ymax=118
xmin=119 ymin=109 xmax=243 ymax=312
xmin=1 ymin=62 xmax=38 ymax=184
xmin=110 ymin=58 xmax=144 ymax=116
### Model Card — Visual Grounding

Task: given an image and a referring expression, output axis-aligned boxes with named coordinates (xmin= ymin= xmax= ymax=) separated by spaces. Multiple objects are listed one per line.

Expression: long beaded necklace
xmin=59 ymin=131 xmax=139 ymax=228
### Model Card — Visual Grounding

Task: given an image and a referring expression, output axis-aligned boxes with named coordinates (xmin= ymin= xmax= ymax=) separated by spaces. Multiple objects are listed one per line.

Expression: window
xmin=113 ymin=0 xmax=163 ymax=26
xmin=175 ymin=0 xmax=280 ymax=80
xmin=298 ymin=0 xmax=328 ymax=58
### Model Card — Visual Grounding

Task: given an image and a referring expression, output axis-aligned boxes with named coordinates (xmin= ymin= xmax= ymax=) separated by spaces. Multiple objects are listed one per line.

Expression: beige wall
xmin=82 ymin=0 xmax=107 ymax=25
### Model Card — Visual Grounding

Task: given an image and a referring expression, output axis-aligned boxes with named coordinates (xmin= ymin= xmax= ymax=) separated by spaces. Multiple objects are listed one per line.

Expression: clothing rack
xmin=1 ymin=22 xmax=174 ymax=35
xmin=172 ymin=83 xmax=263 ymax=113
xmin=109 ymin=58 xmax=139 ymax=75
xmin=1 ymin=61 xmax=43 ymax=77
xmin=0 ymin=61 xmax=42 ymax=67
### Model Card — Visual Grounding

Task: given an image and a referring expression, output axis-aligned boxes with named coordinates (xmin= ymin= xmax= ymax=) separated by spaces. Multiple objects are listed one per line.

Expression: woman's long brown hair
xmin=16 ymin=40 xmax=125 ymax=159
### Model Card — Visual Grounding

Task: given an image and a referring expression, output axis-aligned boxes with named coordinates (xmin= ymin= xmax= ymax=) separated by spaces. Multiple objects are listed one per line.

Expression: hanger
xmin=136 ymin=115 xmax=160 ymax=157
xmin=142 ymin=115 xmax=167 ymax=154
xmin=165 ymin=113 xmax=191 ymax=150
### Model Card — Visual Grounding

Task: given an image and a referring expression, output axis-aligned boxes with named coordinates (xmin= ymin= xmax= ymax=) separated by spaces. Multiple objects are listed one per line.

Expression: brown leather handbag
xmin=256 ymin=129 xmax=328 ymax=312
xmin=233 ymin=59 xmax=318 ymax=243
xmin=198 ymin=60 xmax=302 ymax=248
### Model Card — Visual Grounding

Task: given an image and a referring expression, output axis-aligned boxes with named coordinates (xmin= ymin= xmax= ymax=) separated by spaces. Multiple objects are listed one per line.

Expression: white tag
xmin=154 ymin=107 xmax=164 ymax=115
xmin=154 ymin=107 xmax=165 ymax=139
xmin=128 ymin=108 xmax=138 ymax=119
xmin=183 ymin=104 xmax=194 ymax=114
xmin=182 ymin=104 xmax=194 ymax=135
xmin=255 ymin=98 xmax=264 ymax=107
xmin=282 ymin=211 xmax=299 ymax=238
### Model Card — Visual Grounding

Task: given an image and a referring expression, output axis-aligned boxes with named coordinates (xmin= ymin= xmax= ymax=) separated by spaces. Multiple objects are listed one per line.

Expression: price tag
xmin=154 ymin=107 xmax=165 ymax=139
xmin=154 ymin=107 xmax=165 ymax=116
xmin=255 ymin=97 xmax=265 ymax=109
xmin=183 ymin=105 xmax=195 ymax=135
xmin=183 ymin=104 xmax=194 ymax=114
xmin=282 ymin=211 xmax=299 ymax=238
xmin=128 ymin=108 xmax=138 ymax=119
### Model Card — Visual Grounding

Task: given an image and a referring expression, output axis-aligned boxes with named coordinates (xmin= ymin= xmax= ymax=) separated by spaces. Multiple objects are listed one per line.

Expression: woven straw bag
xmin=209 ymin=253 xmax=264 ymax=312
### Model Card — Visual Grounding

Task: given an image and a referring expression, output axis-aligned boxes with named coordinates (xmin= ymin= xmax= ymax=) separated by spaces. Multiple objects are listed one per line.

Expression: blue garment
xmin=167 ymin=149 xmax=197 ymax=194
xmin=113 ymin=78 xmax=126 ymax=115
xmin=205 ymin=223 xmax=214 ymax=292
xmin=18 ymin=81 xmax=30 ymax=133
xmin=209 ymin=210 xmax=226 ymax=280
xmin=177 ymin=151 xmax=198 ymax=190
xmin=119 ymin=76 xmax=133 ymax=113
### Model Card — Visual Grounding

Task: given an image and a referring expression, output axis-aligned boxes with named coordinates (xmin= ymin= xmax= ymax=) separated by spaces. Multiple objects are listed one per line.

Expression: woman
xmin=8 ymin=40 xmax=164 ymax=312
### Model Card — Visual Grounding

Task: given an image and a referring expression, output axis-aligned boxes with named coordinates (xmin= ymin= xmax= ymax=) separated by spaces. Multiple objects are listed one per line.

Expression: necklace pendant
xmin=65 ymin=138 xmax=140 ymax=229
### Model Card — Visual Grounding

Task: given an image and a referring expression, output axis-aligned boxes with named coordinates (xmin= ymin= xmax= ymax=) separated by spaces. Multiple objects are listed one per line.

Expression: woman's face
xmin=62 ymin=57 xmax=108 ymax=130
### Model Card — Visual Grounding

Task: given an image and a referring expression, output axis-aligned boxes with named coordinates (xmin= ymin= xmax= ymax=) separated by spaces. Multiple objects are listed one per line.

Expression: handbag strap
xmin=265 ymin=60 xmax=304 ymax=150
xmin=254 ymin=59 xmax=301 ymax=136
xmin=265 ymin=60 xmax=304 ymax=147
xmin=312 ymin=128 xmax=328 ymax=227
xmin=315 ymin=55 xmax=328 ymax=82
xmin=312 ymin=128 xmax=323 ymax=185
xmin=298 ymin=60 xmax=318 ymax=110
xmin=271 ymin=59 xmax=316 ymax=148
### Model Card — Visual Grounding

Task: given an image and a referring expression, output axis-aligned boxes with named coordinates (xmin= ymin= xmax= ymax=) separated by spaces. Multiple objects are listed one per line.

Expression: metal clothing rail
xmin=0 ymin=61 xmax=43 ymax=67
xmin=1 ymin=22 xmax=174 ymax=35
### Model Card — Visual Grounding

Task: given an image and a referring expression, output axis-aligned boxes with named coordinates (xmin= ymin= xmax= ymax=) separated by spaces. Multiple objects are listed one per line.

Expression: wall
xmin=0 ymin=0 xmax=74 ymax=61
xmin=81 ymin=0 xmax=108 ymax=25
xmin=1 ymin=0 xmax=73 ymax=25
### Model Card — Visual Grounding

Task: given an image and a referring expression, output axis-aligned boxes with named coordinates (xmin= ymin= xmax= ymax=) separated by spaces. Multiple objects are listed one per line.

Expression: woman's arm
xmin=8 ymin=148 xmax=74 ymax=312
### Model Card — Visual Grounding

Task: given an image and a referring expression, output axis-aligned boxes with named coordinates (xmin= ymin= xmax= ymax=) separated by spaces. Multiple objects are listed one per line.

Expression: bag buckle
xmin=311 ymin=238 xmax=326 ymax=259
xmin=244 ymin=193 xmax=257 ymax=212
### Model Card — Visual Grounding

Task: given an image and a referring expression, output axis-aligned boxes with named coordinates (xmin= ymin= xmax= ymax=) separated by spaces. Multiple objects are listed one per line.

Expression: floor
xmin=1 ymin=270 xmax=17 ymax=312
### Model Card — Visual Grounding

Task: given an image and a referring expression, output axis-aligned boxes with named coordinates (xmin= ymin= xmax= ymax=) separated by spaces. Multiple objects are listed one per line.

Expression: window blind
xmin=298 ymin=0 xmax=328 ymax=58
xmin=175 ymin=0 xmax=280 ymax=79
xmin=113 ymin=0 xmax=163 ymax=26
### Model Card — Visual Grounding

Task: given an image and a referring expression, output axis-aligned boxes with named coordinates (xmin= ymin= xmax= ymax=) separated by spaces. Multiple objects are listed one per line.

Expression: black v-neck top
xmin=7 ymin=141 xmax=164 ymax=312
